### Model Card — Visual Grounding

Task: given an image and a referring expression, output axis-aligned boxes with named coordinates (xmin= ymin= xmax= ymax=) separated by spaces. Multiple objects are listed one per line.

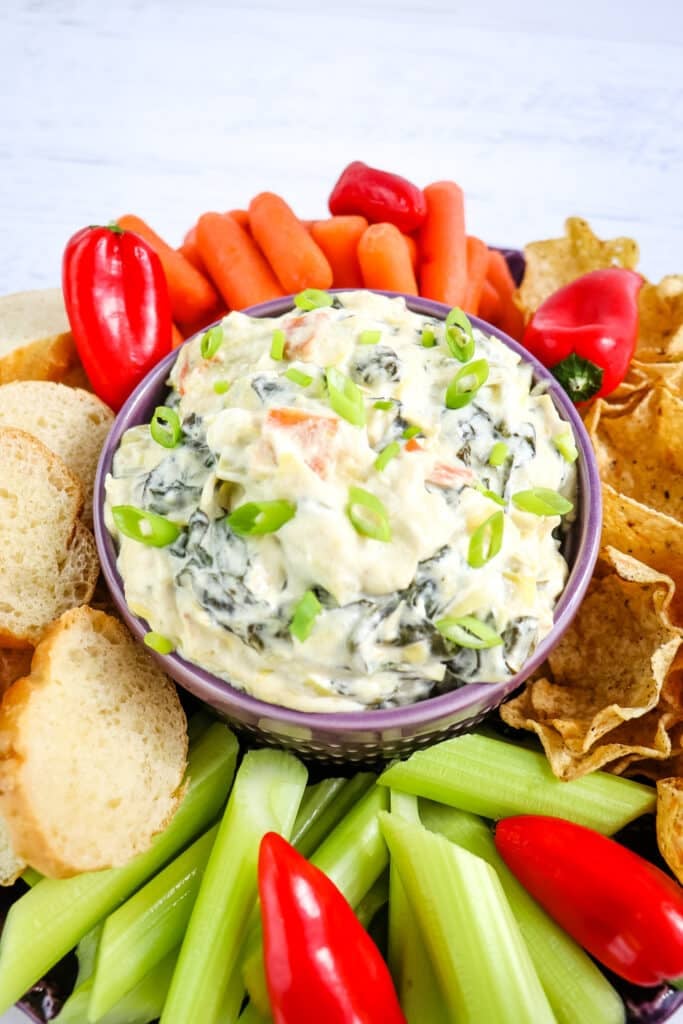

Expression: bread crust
xmin=0 ymin=332 xmax=78 ymax=386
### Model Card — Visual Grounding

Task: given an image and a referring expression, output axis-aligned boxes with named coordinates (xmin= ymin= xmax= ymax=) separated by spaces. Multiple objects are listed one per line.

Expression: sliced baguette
xmin=0 ymin=813 xmax=25 ymax=886
xmin=0 ymin=427 xmax=99 ymax=647
xmin=0 ymin=607 xmax=188 ymax=878
xmin=0 ymin=382 xmax=113 ymax=523
xmin=0 ymin=289 xmax=78 ymax=385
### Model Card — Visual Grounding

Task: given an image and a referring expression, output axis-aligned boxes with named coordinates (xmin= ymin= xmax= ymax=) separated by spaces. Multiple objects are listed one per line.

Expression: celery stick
xmin=354 ymin=870 xmax=389 ymax=929
xmin=293 ymin=772 xmax=375 ymax=858
xmin=388 ymin=792 xmax=449 ymax=1024
xmin=75 ymin=924 xmax=103 ymax=988
xmin=187 ymin=709 xmax=214 ymax=744
xmin=421 ymin=800 xmax=625 ymax=1024
xmin=20 ymin=867 xmax=42 ymax=887
xmin=89 ymin=823 xmax=219 ymax=1020
xmin=238 ymin=1004 xmax=271 ymax=1024
xmin=380 ymin=732 xmax=655 ymax=834
xmin=56 ymin=949 xmax=177 ymax=1024
xmin=161 ymin=749 xmax=307 ymax=1024
xmin=380 ymin=812 xmax=556 ymax=1024
xmin=243 ymin=782 xmax=389 ymax=1014
xmin=0 ymin=722 xmax=238 ymax=1014
xmin=290 ymin=778 xmax=346 ymax=849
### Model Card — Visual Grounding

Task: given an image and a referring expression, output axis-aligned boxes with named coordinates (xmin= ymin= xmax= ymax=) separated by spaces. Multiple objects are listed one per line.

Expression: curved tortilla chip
xmin=656 ymin=777 xmax=683 ymax=884
xmin=584 ymin=387 xmax=683 ymax=521
xmin=516 ymin=217 xmax=639 ymax=319
xmin=636 ymin=275 xmax=683 ymax=364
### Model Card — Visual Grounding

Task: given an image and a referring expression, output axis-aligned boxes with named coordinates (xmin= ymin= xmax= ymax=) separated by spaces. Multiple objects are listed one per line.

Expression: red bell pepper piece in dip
xmin=258 ymin=832 xmax=406 ymax=1024
xmin=329 ymin=161 xmax=427 ymax=234
xmin=62 ymin=223 xmax=172 ymax=410
xmin=522 ymin=267 xmax=642 ymax=401
xmin=495 ymin=815 xmax=683 ymax=987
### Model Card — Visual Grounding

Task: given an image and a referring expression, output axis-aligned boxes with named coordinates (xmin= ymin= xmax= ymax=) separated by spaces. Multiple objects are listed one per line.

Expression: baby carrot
xmin=486 ymin=249 xmax=524 ymax=340
xmin=171 ymin=324 xmax=184 ymax=349
xmin=196 ymin=212 xmax=284 ymax=311
xmin=178 ymin=226 xmax=207 ymax=275
xmin=403 ymin=233 xmax=419 ymax=272
xmin=357 ymin=222 xmax=418 ymax=295
xmin=463 ymin=236 xmax=490 ymax=316
xmin=310 ymin=216 xmax=367 ymax=287
xmin=478 ymin=281 xmax=502 ymax=325
xmin=419 ymin=181 xmax=467 ymax=306
xmin=227 ymin=209 xmax=250 ymax=231
xmin=117 ymin=214 xmax=219 ymax=331
xmin=249 ymin=192 xmax=333 ymax=293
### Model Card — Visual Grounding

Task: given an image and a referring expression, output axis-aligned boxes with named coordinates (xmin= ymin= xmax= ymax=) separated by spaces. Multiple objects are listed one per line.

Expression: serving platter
xmin=2 ymin=249 xmax=681 ymax=1024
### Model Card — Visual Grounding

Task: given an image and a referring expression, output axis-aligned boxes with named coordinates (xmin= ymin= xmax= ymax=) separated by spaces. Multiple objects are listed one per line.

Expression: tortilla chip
xmin=500 ymin=548 xmax=682 ymax=779
xmin=517 ymin=217 xmax=639 ymax=318
xmin=584 ymin=387 xmax=683 ymax=522
xmin=610 ymin=358 xmax=683 ymax=403
xmin=601 ymin=484 xmax=683 ymax=625
xmin=656 ymin=777 xmax=683 ymax=883
xmin=636 ymin=275 xmax=683 ymax=364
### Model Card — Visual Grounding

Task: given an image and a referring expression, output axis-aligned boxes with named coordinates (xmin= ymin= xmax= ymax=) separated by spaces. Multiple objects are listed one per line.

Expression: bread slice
xmin=0 ymin=813 xmax=25 ymax=886
xmin=0 ymin=647 xmax=33 ymax=699
xmin=0 ymin=382 xmax=113 ymax=524
xmin=0 ymin=289 xmax=78 ymax=385
xmin=0 ymin=607 xmax=188 ymax=878
xmin=0 ymin=428 xmax=99 ymax=647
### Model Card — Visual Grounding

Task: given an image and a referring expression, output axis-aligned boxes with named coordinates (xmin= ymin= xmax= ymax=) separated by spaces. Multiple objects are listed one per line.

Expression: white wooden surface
xmin=1 ymin=0 xmax=682 ymax=1020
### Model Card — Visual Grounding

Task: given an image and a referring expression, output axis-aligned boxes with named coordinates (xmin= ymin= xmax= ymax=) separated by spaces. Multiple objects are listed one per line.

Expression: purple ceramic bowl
xmin=93 ymin=290 xmax=602 ymax=762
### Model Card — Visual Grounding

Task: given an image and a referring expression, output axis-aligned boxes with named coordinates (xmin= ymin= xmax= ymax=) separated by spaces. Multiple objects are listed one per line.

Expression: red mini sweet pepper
xmin=258 ymin=831 xmax=406 ymax=1024
xmin=495 ymin=815 xmax=683 ymax=987
xmin=329 ymin=161 xmax=427 ymax=234
xmin=522 ymin=267 xmax=642 ymax=402
xmin=62 ymin=223 xmax=172 ymax=410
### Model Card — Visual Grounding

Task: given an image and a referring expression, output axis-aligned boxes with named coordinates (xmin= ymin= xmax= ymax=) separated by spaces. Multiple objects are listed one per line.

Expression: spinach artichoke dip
xmin=105 ymin=290 xmax=578 ymax=713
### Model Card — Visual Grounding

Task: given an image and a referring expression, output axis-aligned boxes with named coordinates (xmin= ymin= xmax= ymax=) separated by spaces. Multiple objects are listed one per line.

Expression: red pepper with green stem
xmin=258 ymin=831 xmax=406 ymax=1024
xmin=522 ymin=268 xmax=642 ymax=401
xmin=494 ymin=814 xmax=683 ymax=987
xmin=62 ymin=223 xmax=172 ymax=410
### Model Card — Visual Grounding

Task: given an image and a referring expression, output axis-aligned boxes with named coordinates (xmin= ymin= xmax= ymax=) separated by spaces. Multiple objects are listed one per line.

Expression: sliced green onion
xmin=270 ymin=328 xmax=286 ymax=360
xmin=373 ymin=399 xmax=394 ymax=410
xmin=474 ymin=484 xmax=506 ymax=506
xmin=200 ymin=324 xmax=224 ymax=359
xmin=289 ymin=590 xmax=322 ymax=642
xmin=553 ymin=431 xmax=579 ymax=463
xmin=421 ymin=327 xmax=437 ymax=348
xmin=512 ymin=488 xmax=574 ymax=516
xmin=358 ymin=329 xmax=381 ymax=345
xmin=143 ymin=632 xmax=174 ymax=655
xmin=326 ymin=368 xmax=366 ymax=427
xmin=445 ymin=359 xmax=489 ymax=410
xmin=375 ymin=442 xmax=401 ymax=471
xmin=468 ymin=511 xmax=504 ymax=568
xmin=112 ymin=506 xmax=181 ymax=547
xmin=150 ymin=407 xmax=182 ymax=449
xmin=347 ymin=486 xmax=391 ymax=542
xmin=227 ymin=500 xmax=296 ymax=536
xmin=435 ymin=615 xmax=503 ymax=649
xmin=294 ymin=288 xmax=334 ymax=311
xmin=488 ymin=441 xmax=509 ymax=467
xmin=445 ymin=307 xmax=475 ymax=362
xmin=402 ymin=425 xmax=421 ymax=440
xmin=284 ymin=367 xmax=313 ymax=387
xmin=213 ymin=380 xmax=230 ymax=395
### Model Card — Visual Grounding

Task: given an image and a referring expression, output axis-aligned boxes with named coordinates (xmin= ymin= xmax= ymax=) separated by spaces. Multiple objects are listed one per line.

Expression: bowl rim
xmin=93 ymin=288 xmax=602 ymax=733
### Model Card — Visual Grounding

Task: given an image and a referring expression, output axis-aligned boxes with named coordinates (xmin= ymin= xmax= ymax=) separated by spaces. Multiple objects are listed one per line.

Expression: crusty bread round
xmin=0 ymin=382 xmax=113 ymax=523
xmin=0 ymin=607 xmax=188 ymax=878
xmin=0 ymin=289 xmax=77 ymax=385
xmin=0 ymin=427 xmax=99 ymax=647
xmin=0 ymin=814 xmax=25 ymax=886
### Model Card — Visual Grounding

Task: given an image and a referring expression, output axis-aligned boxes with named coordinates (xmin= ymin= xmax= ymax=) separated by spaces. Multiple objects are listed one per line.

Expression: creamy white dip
xmin=105 ymin=291 xmax=577 ymax=712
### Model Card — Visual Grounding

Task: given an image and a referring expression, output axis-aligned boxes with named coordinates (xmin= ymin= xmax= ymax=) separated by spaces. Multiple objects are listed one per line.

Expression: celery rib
xmin=380 ymin=732 xmax=655 ymax=834
xmin=160 ymin=749 xmax=307 ymax=1024
xmin=55 ymin=949 xmax=177 ymax=1024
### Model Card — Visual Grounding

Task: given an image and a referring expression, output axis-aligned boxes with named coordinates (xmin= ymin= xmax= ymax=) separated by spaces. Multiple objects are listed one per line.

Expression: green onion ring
xmin=112 ymin=506 xmax=182 ymax=547
xmin=200 ymin=324 xmax=224 ymax=359
xmin=227 ymin=499 xmax=297 ymax=536
xmin=444 ymin=307 xmax=475 ymax=362
xmin=488 ymin=441 xmax=509 ymax=467
xmin=150 ymin=406 xmax=182 ymax=448
xmin=359 ymin=329 xmax=381 ymax=345
xmin=435 ymin=615 xmax=503 ymax=649
xmin=445 ymin=359 xmax=490 ymax=410
xmin=512 ymin=488 xmax=574 ymax=516
xmin=552 ymin=432 xmax=578 ymax=463
xmin=468 ymin=510 xmax=505 ymax=568
xmin=326 ymin=367 xmax=366 ymax=427
xmin=270 ymin=329 xmax=286 ymax=360
xmin=284 ymin=367 xmax=313 ymax=387
xmin=374 ymin=400 xmax=394 ymax=410
xmin=144 ymin=632 xmax=174 ymax=655
xmin=421 ymin=327 xmax=437 ymax=348
xmin=294 ymin=289 xmax=335 ymax=311
xmin=347 ymin=486 xmax=392 ymax=542
xmin=289 ymin=590 xmax=322 ymax=642
xmin=375 ymin=442 xmax=401 ymax=472
xmin=213 ymin=380 xmax=230 ymax=395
